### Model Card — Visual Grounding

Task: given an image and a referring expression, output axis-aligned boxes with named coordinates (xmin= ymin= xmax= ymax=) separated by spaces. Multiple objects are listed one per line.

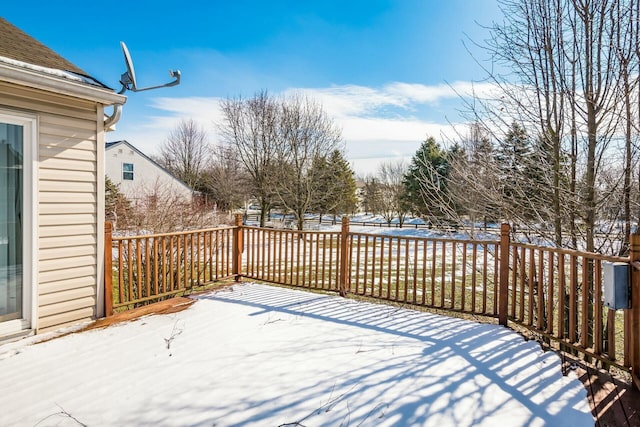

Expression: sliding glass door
xmin=0 ymin=122 xmax=23 ymax=323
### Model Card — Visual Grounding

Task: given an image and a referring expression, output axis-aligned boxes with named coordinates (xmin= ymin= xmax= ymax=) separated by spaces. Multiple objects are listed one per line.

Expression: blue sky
xmin=3 ymin=1 xmax=502 ymax=174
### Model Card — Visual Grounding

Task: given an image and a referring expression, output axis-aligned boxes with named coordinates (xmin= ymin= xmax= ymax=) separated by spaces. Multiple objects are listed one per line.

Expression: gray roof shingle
xmin=0 ymin=17 xmax=89 ymax=75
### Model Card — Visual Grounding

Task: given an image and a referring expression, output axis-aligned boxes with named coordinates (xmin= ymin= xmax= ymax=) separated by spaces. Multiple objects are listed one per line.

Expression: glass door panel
xmin=0 ymin=123 xmax=23 ymax=322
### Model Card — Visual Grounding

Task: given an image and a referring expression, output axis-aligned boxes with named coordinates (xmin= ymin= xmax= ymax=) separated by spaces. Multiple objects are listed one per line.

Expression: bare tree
xmin=201 ymin=144 xmax=250 ymax=212
xmin=614 ymin=0 xmax=639 ymax=255
xmin=219 ymin=91 xmax=279 ymax=227
xmin=448 ymin=123 xmax=502 ymax=233
xmin=113 ymin=179 xmax=216 ymax=233
xmin=376 ymin=160 xmax=409 ymax=226
xmin=273 ymin=94 xmax=343 ymax=230
xmin=458 ymin=0 xmax=633 ymax=254
xmin=158 ymin=119 xmax=209 ymax=190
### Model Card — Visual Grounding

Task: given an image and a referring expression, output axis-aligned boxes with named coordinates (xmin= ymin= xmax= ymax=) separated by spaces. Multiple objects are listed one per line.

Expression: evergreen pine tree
xmin=403 ymin=136 xmax=451 ymax=223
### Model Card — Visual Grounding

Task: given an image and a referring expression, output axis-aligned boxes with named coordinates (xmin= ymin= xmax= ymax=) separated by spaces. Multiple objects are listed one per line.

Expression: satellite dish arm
xmin=128 ymin=70 xmax=181 ymax=93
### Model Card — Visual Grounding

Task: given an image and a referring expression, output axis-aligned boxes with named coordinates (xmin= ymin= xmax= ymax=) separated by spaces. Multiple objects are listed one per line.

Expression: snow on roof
xmin=0 ymin=283 xmax=592 ymax=426
xmin=0 ymin=54 xmax=108 ymax=88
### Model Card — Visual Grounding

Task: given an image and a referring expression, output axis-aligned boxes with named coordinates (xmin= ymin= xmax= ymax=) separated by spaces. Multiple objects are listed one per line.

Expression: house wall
xmin=105 ymin=145 xmax=193 ymax=203
xmin=0 ymin=81 xmax=103 ymax=333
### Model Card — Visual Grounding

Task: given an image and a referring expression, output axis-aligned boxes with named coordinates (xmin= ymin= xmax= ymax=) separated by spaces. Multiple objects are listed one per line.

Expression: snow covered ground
xmin=0 ymin=283 xmax=592 ymax=426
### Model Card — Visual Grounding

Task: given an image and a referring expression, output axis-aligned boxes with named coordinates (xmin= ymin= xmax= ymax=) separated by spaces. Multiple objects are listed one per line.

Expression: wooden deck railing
xmin=346 ymin=231 xmax=501 ymax=316
xmin=105 ymin=225 xmax=235 ymax=312
xmin=508 ymin=241 xmax=628 ymax=368
xmin=105 ymin=216 xmax=640 ymax=389
xmin=242 ymin=226 xmax=343 ymax=291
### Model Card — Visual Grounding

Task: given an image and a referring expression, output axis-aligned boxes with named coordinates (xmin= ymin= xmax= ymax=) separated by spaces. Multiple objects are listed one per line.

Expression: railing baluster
xmin=537 ymin=248 xmax=544 ymax=331
xmin=217 ymin=230 xmax=222 ymax=279
xmin=183 ymin=235 xmax=189 ymax=290
xmin=194 ymin=232 xmax=199 ymax=285
xmin=261 ymin=229 xmax=267 ymax=281
xmin=482 ymin=243 xmax=488 ymax=314
xmin=355 ymin=235 xmax=362 ymax=294
xmin=558 ymin=253 xmax=565 ymax=339
xmin=528 ymin=248 xmax=535 ymax=327
xmin=511 ymin=246 xmax=518 ymax=319
xmin=395 ymin=238 xmax=401 ymax=300
xmin=547 ymin=250 xmax=554 ymax=335
xmin=281 ymin=231 xmax=285 ymax=284
xmin=471 ymin=244 xmax=477 ymax=313
xmin=328 ymin=234 xmax=334 ymax=289
xmin=387 ymin=238 xmax=393 ymax=299
xmin=460 ymin=241 xmax=466 ymax=311
xmin=136 ymin=239 xmax=143 ymax=298
xmin=569 ymin=255 xmax=577 ymax=343
xmin=118 ymin=241 xmax=124 ymax=304
xmin=153 ymin=237 xmax=159 ymax=295
xmin=302 ymin=232 xmax=307 ymax=288
xmin=379 ymin=237 xmax=385 ymax=298
xmin=169 ymin=237 xmax=175 ymax=291
xmin=493 ymin=243 xmax=499 ymax=316
xmin=371 ymin=236 xmax=377 ymax=297
xmin=519 ymin=247 xmax=526 ymax=322
xmin=594 ymin=259 xmax=603 ymax=356
xmin=363 ymin=235 xmax=369 ymax=296
xmin=581 ymin=255 xmax=589 ymax=349
xmin=422 ymin=240 xmax=428 ymax=306
xmin=451 ymin=241 xmax=456 ymax=309
xmin=189 ymin=233 xmax=194 ymax=288
xmin=441 ymin=241 xmax=446 ymax=308
xmin=413 ymin=239 xmax=418 ymax=304
xmin=404 ymin=239 xmax=410 ymax=302
xmin=320 ymin=233 xmax=326 ymax=288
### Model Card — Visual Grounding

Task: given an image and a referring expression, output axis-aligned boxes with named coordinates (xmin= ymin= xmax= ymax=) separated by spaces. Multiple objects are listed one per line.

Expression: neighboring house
xmin=0 ymin=18 xmax=126 ymax=338
xmin=105 ymin=140 xmax=194 ymax=206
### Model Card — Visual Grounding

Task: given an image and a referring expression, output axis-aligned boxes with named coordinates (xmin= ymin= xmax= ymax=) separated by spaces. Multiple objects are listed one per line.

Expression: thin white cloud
xmin=286 ymin=85 xmax=406 ymax=117
xmin=384 ymin=81 xmax=497 ymax=104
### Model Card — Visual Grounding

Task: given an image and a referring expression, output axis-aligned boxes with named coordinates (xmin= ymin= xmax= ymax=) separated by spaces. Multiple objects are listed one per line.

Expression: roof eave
xmin=0 ymin=62 xmax=127 ymax=106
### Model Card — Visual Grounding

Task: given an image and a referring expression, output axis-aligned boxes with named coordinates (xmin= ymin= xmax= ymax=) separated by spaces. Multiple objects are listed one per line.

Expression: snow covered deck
xmin=0 ymin=283 xmax=592 ymax=426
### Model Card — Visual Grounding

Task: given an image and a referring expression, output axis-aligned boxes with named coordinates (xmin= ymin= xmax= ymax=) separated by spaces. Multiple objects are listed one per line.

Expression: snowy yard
xmin=1 ymin=283 xmax=592 ymax=426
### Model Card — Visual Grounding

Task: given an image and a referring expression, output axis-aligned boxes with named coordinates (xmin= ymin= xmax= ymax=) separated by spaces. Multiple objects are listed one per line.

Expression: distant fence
xmin=244 ymin=213 xmax=464 ymax=231
xmin=105 ymin=216 xmax=640 ymax=389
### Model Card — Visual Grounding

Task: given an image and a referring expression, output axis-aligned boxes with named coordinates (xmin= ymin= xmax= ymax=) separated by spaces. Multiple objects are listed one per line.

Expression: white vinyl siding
xmin=105 ymin=141 xmax=194 ymax=202
xmin=0 ymin=81 xmax=102 ymax=333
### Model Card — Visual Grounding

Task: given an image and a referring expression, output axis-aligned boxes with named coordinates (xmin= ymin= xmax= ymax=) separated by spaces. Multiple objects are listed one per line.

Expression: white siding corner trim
xmin=95 ymin=104 xmax=105 ymax=319
xmin=0 ymin=109 xmax=38 ymax=336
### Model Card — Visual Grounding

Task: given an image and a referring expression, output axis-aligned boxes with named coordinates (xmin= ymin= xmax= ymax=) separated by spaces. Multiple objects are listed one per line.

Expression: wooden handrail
xmin=112 ymin=226 xmax=234 ymax=241
xmin=511 ymin=241 xmax=628 ymax=262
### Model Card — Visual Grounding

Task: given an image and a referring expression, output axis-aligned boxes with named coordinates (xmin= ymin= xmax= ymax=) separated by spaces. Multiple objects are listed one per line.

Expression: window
xmin=122 ymin=163 xmax=134 ymax=180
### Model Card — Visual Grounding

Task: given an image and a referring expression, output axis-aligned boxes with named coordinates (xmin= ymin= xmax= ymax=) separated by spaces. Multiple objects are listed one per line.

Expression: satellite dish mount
xmin=118 ymin=41 xmax=180 ymax=94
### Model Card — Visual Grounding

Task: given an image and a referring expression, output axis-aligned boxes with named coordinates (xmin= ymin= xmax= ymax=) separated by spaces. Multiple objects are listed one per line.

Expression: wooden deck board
xmin=563 ymin=355 xmax=640 ymax=427
xmin=83 ymin=297 xmax=195 ymax=330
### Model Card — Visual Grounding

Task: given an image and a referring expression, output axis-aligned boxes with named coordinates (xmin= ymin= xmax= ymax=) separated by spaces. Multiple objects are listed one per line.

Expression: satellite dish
xmin=120 ymin=41 xmax=138 ymax=93
xmin=118 ymin=41 xmax=180 ymax=94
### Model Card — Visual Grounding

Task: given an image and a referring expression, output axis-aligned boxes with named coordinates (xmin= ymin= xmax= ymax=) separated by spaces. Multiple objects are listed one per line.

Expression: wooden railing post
xmin=499 ymin=223 xmax=511 ymax=326
xmin=339 ymin=217 xmax=350 ymax=297
xmin=104 ymin=221 xmax=114 ymax=317
xmin=233 ymin=213 xmax=244 ymax=282
xmin=630 ymin=234 xmax=640 ymax=390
